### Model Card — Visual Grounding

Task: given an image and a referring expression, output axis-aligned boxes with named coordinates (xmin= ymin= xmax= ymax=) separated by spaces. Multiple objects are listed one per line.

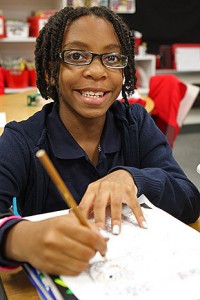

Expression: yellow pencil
xmin=36 ymin=149 xmax=90 ymax=227
xmin=36 ymin=149 xmax=106 ymax=257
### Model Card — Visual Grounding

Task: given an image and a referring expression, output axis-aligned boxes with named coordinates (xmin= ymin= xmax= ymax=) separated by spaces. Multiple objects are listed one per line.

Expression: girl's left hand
xmin=79 ymin=169 xmax=147 ymax=234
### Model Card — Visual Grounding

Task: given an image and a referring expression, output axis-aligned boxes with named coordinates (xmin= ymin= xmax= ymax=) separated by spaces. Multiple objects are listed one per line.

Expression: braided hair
xmin=35 ymin=6 xmax=136 ymax=104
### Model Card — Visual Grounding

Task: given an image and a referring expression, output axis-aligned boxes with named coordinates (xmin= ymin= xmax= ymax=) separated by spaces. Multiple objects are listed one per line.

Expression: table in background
xmin=0 ymin=89 xmax=41 ymax=136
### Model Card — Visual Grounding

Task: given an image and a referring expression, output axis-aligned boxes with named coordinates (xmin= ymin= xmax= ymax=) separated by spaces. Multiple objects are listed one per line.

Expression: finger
xmin=89 ymin=222 xmax=110 ymax=242
xmin=44 ymin=216 xmax=107 ymax=257
xmin=110 ymin=196 xmax=122 ymax=235
xmin=62 ymin=222 xmax=108 ymax=256
xmin=79 ymin=191 xmax=96 ymax=217
xmin=39 ymin=249 xmax=90 ymax=276
xmin=93 ymin=190 xmax=110 ymax=230
xmin=55 ymin=255 xmax=90 ymax=276
xmin=127 ymin=194 xmax=148 ymax=229
xmin=37 ymin=229 xmax=107 ymax=275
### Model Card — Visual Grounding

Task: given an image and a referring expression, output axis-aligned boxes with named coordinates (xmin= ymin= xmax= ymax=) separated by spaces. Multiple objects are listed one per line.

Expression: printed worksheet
xmin=61 ymin=196 xmax=200 ymax=300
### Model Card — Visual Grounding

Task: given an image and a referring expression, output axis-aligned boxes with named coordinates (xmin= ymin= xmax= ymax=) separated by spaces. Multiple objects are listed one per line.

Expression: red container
xmin=27 ymin=16 xmax=49 ymax=37
xmin=0 ymin=66 xmax=5 ymax=94
xmin=29 ymin=69 xmax=37 ymax=87
xmin=0 ymin=15 xmax=5 ymax=38
xmin=5 ymin=70 xmax=29 ymax=88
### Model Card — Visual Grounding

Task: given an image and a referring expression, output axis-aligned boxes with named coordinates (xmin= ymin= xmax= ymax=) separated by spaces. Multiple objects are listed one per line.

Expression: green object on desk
xmin=27 ymin=93 xmax=41 ymax=106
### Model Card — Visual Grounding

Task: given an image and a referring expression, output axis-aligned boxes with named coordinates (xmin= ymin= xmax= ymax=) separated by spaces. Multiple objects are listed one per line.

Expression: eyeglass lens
xmin=61 ymin=50 xmax=128 ymax=68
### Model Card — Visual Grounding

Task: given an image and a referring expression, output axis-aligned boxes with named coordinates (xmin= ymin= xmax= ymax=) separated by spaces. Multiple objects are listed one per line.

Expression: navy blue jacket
xmin=0 ymin=101 xmax=200 ymax=266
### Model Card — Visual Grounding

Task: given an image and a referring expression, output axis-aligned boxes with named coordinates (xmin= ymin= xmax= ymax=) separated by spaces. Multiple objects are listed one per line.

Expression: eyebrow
xmin=62 ymin=41 xmax=121 ymax=52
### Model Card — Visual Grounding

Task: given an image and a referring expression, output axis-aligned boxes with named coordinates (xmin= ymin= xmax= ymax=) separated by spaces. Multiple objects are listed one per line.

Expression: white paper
xmin=24 ymin=209 xmax=69 ymax=222
xmin=60 ymin=196 xmax=200 ymax=300
xmin=0 ymin=112 xmax=6 ymax=128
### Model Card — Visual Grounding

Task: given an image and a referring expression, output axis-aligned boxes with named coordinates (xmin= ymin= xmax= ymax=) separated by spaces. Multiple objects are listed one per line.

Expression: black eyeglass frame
xmin=59 ymin=49 xmax=128 ymax=69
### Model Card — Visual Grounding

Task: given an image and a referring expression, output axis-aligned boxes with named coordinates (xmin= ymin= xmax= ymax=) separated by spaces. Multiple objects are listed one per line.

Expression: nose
xmin=83 ymin=56 xmax=108 ymax=80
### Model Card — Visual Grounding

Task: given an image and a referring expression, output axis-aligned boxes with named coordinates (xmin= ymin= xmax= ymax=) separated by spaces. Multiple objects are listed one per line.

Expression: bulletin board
xmin=64 ymin=0 xmax=136 ymax=13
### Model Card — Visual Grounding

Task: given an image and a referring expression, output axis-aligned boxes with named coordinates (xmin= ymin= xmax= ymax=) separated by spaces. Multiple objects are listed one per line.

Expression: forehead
xmin=62 ymin=15 xmax=121 ymax=51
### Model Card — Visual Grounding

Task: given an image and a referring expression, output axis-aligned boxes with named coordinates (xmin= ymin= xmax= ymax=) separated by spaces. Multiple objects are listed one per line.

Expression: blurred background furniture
xmin=148 ymin=74 xmax=200 ymax=147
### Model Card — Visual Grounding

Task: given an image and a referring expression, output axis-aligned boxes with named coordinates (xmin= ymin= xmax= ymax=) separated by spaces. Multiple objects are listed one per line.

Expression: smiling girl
xmin=0 ymin=6 xmax=199 ymax=275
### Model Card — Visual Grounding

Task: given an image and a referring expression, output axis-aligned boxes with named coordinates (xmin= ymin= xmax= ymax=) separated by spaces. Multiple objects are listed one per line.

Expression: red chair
xmin=148 ymin=74 xmax=200 ymax=147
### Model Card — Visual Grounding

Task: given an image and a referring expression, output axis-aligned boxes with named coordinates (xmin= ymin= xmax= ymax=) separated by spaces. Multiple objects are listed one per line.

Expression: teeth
xmin=81 ymin=91 xmax=104 ymax=98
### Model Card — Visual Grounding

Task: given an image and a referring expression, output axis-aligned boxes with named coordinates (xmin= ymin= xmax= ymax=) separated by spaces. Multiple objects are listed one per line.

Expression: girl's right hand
xmin=4 ymin=213 xmax=107 ymax=275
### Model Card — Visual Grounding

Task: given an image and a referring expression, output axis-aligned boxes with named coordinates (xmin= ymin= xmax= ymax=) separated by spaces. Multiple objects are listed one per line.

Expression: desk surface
xmin=189 ymin=217 xmax=200 ymax=232
xmin=0 ymin=268 xmax=39 ymax=299
xmin=0 ymin=89 xmax=42 ymax=136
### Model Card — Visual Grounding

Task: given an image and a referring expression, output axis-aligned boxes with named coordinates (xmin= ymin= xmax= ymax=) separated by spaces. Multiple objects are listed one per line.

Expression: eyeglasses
xmin=59 ymin=49 xmax=128 ymax=69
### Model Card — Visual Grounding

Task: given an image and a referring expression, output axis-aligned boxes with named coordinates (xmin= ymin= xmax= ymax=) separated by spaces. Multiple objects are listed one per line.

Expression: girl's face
xmin=58 ymin=15 xmax=124 ymax=124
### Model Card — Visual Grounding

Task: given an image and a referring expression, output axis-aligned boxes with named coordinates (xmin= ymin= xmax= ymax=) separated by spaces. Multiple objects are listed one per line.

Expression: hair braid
xmin=35 ymin=6 xmax=136 ymax=104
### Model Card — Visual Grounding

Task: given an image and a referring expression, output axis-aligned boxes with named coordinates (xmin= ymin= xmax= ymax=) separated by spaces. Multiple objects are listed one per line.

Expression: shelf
xmin=5 ymin=87 xmax=37 ymax=94
xmin=0 ymin=37 xmax=36 ymax=43
xmin=183 ymin=108 xmax=200 ymax=125
xmin=135 ymin=54 xmax=156 ymax=61
xmin=137 ymin=88 xmax=149 ymax=94
xmin=156 ymin=69 xmax=200 ymax=85
xmin=135 ymin=54 xmax=156 ymax=93
xmin=156 ymin=69 xmax=200 ymax=75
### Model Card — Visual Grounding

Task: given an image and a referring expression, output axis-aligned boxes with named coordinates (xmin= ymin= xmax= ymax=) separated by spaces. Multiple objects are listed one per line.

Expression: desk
xmin=189 ymin=216 xmax=200 ymax=232
xmin=0 ymin=89 xmax=42 ymax=136
xmin=0 ymin=268 xmax=39 ymax=299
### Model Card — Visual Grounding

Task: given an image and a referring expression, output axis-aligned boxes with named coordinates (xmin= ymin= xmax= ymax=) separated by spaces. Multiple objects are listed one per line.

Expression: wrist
xmin=4 ymin=219 xmax=29 ymax=263
xmin=0 ymin=216 xmax=23 ymax=270
xmin=0 ymin=216 xmax=21 ymax=228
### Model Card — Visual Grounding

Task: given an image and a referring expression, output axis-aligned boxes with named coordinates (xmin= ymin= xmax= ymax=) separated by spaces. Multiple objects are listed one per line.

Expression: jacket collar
xmin=46 ymin=103 xmax=121 ymax=159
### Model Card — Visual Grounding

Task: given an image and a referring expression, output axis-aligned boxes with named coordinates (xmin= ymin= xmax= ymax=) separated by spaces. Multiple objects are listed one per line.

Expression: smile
xmin=80 ymin=91 xmax=104 ymax=98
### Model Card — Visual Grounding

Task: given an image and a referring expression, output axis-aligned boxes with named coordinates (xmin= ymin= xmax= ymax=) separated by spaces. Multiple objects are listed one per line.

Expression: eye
xmin=103 ymin=53 xmax=122 ymax=66
xmin=108 ymin=54 xmax=118 ymax=62
xmin=64 ymin=50 xmax=88 ymax=63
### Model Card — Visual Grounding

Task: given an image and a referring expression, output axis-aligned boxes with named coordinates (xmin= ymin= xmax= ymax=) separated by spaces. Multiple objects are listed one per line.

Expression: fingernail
xmin=112 ymin=224 xmax=120 ymax=235
xmin=142 ymin=220 xmax=148 ymax=229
